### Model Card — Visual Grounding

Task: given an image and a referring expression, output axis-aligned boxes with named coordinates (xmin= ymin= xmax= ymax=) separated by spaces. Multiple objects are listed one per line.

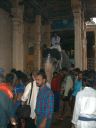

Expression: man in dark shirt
xmin=35 ymin=71 xmax=54 ymax=128
xmin=0 ymin=74 xmax=16 ymax=128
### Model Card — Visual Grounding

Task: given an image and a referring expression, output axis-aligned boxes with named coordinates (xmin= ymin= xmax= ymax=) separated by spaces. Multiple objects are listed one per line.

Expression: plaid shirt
xmin=35 ymin=85 xmax=54 ymax=119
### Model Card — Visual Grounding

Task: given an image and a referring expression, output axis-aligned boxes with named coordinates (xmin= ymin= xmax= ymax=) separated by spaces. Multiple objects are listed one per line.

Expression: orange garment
xmin=0 ymin=83 xmax=13 ymax=99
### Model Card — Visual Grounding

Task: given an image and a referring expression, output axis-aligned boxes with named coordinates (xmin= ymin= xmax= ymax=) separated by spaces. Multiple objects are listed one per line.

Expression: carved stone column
xmin=73 ymin=10 xmax=83 ymax=69
xmin=0 ymin=9 xmax=12 ymax=72
xmin=82 ymin=11 xmax=87 ymax=70
xmin=12 ymin=4 xmax=24 ymax=71
xmin=34 ymin=15 xmax=41 ymax=71
xmin=45 ymin=23 xmax=51 ymax=47
xmin=71 ymin=0 xmax=83 ymax=70
xmin=94 ymin=29 xmax=96 ymax=70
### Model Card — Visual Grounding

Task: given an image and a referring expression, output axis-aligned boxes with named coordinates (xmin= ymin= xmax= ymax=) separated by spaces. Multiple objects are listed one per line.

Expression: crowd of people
xmin=0 ymin=66 xmax=96 ymax=128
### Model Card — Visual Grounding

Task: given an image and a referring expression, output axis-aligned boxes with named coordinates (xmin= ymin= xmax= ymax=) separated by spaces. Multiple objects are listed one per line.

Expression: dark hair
xmin=11 ymin=68 xmax=16 ymax=73
xmin=0 ymin=75 xmax=5 ymax=83
xmin=5 ymin=73 xmax=14 ymax=85
xmin=83 ymin=71 xmax=94 ymax=87
xmin=37 ymin=70 xmax=47 ymax=80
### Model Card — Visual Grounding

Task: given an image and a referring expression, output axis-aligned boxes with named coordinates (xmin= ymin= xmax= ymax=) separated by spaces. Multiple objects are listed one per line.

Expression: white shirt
xmin=46 ymin=82 xmax=51 ymax=89
xmin=21 ymin=81 xmax=39 ymax=119
xmin=72 ymin=87 xmax=96 ymax=128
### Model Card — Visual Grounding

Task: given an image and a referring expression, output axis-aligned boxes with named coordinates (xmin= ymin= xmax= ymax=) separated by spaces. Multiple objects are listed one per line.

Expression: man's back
xmin=77 ymin=87 xmax=96 ymax=115
xmin=0 ymin=91 xmax=14 ymax=126
xmin=72 ymin=87 xmax=96 ymax=128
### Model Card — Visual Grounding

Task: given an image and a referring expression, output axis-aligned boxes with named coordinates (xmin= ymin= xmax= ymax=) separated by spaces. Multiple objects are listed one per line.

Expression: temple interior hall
xmin=0 ymin=0 xmax=96 ymax=73
xmin=0 ymin=0 xmax=96 ymax=128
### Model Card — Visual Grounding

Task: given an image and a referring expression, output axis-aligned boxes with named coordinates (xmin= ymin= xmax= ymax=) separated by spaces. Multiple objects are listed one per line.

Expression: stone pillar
xmin=82 ymin=29 xmax=87 ymax=70
xmin=34 ymin=15 xmax=41 ymax=71
xmin=73 ymin=10 xmax=83 ymax=70
xmin=45 ymin=23 xmax=51 ymax=47
xmin=0 ymin=9 xmax=12 ymax=73
xmin=82 ymin=12 xmax=87 ymax=70
xmin=94 ymin=29 xmax=96 ymax=70
xmin=71 ymin=0 xmax=83 ymax=70
xmin=12 ymin=5 xmax=24 ymax=71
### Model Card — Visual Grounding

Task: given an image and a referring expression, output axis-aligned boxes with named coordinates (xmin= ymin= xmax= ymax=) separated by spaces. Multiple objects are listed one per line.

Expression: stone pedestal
xmin=34 ymin=15 xmax=41 ymax=71
xmin=12 ymin=6 xmax=24 ymax=71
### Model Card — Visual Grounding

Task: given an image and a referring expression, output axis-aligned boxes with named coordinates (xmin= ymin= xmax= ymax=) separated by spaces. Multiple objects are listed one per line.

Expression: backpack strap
xmin=28 ymin=81 xmax=33 ymax=104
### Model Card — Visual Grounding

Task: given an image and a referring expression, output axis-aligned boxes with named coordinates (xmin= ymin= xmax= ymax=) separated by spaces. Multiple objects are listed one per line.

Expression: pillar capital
xmin=71 ymin=0 xmax=82 ymax=13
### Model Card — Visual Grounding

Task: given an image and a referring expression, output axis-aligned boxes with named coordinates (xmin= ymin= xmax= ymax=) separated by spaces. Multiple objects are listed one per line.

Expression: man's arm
xmin=21 ymin=82 xmax=31 ymax=102
xmin=45 ymin=92 xmax=54 ymax=119
xmin=39 ymin=117 xmax=47 ymax=128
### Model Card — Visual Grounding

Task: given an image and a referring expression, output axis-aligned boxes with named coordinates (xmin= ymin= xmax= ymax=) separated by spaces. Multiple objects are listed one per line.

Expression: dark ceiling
xmin=0 ymin=0 xmax=96 ymax=22
xmin=82 ymin=0 xmax=96 ymax=20
xmin=0 ymin=0 xmax=96 ymax=51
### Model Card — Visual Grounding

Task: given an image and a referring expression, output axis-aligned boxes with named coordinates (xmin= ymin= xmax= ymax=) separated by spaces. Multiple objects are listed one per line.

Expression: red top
xmin=51 ymin=74 xmax=63 ymax=92
xmin=0 ymin=83 xmax=13 ymax=99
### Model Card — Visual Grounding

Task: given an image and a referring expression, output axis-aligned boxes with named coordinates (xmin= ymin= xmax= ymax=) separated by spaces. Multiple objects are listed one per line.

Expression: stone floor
xmin=51 ymin=115 xmax=72 ymax=128
xmin=51 ymin=103 xmax=73 ymax=128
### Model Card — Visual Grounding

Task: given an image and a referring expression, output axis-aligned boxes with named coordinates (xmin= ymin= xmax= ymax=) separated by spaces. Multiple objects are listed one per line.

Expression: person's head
xmin=5 ymin=73 xmax=15 ymax=90
xmin=10 ymin=68 xmax=16 ymax=74
xmin=53 ymin=71 xmax=58 ymax=77
xmin=36 ymin=71 xmax=47 ymax=87
xmin=83 ymin=71 xmax=94 ymax=87
xmin=74 ymin=68 xmax=80 ymax=76
xmin=0 ymin=74 xmax=5 ymax=83
xmin=0 ymin=67 xmax=4 ymax=76
xmin=62 ymin=67 xmax=68 ymax=76
xmin=78 ymin=71 xmax=82 ymax=80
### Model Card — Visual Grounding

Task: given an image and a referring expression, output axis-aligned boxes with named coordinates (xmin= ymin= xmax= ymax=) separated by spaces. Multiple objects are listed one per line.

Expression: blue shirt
xmin=14 ymin=83 xmax=25 ymax=111
xmin=72 ymin=80 xmax=82 ymax=96
xmin=35 ymin=85 xmax=54 ymax=119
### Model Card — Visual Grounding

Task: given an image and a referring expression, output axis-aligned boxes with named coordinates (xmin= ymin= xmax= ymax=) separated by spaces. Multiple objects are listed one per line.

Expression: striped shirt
xmin=35 ymin=85 xmax=54 ymax=119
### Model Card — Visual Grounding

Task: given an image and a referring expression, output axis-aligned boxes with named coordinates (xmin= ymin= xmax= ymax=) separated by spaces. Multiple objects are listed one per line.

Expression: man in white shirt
xmin=72 ymin=73 xmax=96 ymax=128
xmin=21 ymin=81 xmax=39 ymax=119
xmin=21 ymin=73 xmax=39 ymax=127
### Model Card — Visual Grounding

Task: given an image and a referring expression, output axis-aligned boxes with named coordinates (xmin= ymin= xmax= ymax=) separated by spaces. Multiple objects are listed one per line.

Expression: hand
xmin=39 ymin=123 xmax=46 ymax=128
xmin=10 ymin=117 xmax=17 ymax=126
xmin=35 ymin=116 xmax=37 ymax=125
xmin=39 ymin=118 xmax=47 ymax=128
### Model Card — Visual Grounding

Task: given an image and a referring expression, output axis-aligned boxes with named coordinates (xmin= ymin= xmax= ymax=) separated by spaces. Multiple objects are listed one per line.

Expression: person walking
xmin=35 ymin=71 xmax=54 ymax=128
xmin=0 ymin=73 xmax=16 ymax=128
xmin=72 ymin=72 xmax=96 ymax=128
